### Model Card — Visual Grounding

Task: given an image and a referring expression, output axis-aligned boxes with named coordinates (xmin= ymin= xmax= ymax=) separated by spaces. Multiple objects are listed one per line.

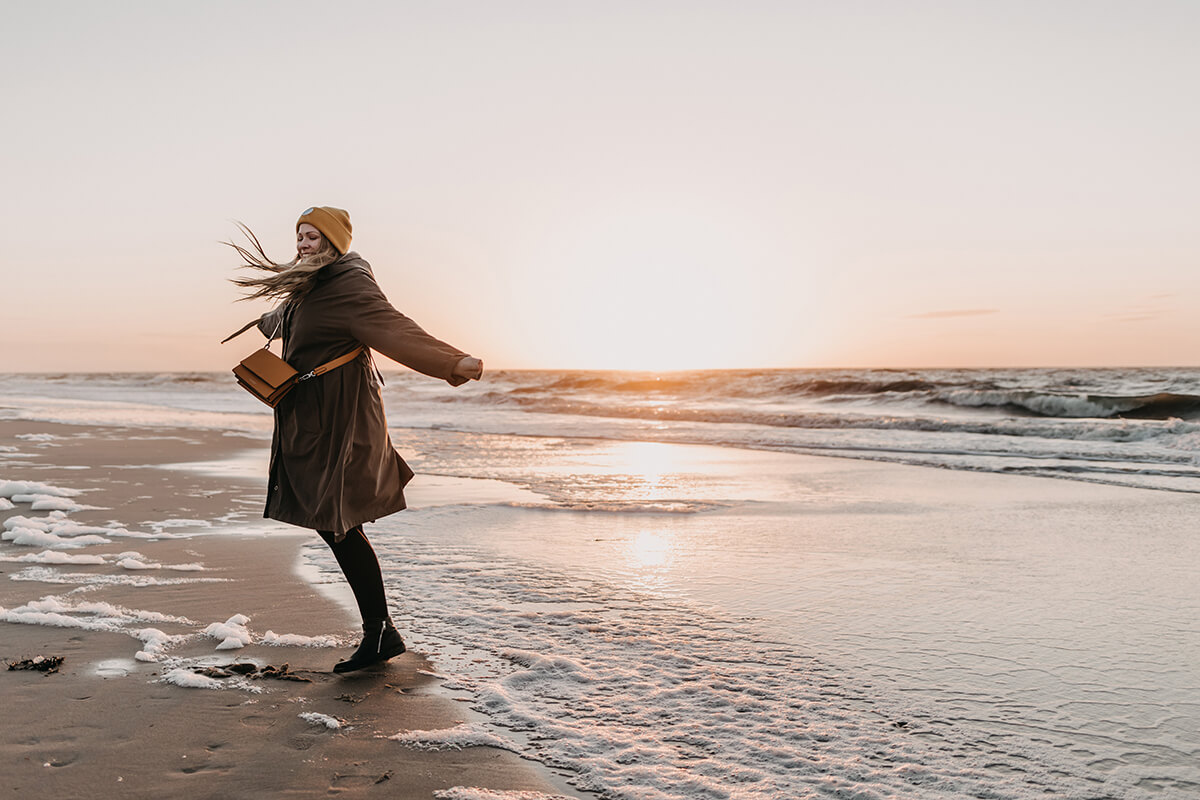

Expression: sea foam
xmin=299 ymin=712 xmax=344 ymax=730
xmin=389 ymin=723 xmax=518 ymax=753
xmin=434 ymin=790 xmax=577 ymax=800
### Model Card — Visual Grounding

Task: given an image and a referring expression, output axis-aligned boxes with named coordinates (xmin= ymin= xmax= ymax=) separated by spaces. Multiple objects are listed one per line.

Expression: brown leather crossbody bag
xmin=222 ymin=317 xmax=364 ymax=408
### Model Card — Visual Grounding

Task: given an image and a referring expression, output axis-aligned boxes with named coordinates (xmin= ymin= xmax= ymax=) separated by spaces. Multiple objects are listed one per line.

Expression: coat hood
xmin=319 ymin=252 xmax=373 ymax=281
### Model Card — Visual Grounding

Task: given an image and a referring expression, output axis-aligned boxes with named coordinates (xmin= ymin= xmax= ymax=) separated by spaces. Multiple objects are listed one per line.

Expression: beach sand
xmin=6 ymin=409 xmax=1199 ymax=798
xmin=0 ymin=420 xmax=581 ymax=799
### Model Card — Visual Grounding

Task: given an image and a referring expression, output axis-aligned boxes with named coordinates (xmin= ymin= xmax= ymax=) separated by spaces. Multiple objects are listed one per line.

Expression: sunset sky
xmin=3 ymin=1 xmax=1197 ymax=372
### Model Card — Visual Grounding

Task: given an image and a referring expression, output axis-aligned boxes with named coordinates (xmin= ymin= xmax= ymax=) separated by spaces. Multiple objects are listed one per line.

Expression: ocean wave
xmin=496 ymin=369 xmax=952 ymax=400
xmin=17 ymin=369 xmax=1200 ymax=423
xmin=0 ymin=372 xmax=226 ymax=385
xmin=440 ymin=369 xmax=1200 ymax=422
xmin=935 ymin=390 xmax=1200 ymax=420
xmin=12 ymin=369 xmax=1200 ymax=496
xmin=467 ymin=395 xmax=1200 ymax=444
xmin=503 ymin=372 xmax=718 ymax=396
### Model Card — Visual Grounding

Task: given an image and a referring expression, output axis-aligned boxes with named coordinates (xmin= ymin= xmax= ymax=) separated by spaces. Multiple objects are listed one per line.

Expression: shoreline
xmin=5 ymin=401 xmax=1198 ymax=797
xmin=0 ymin=419 xmax=585 ymax=799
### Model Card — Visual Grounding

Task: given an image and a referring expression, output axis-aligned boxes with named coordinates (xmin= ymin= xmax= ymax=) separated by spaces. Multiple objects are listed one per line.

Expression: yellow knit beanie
xmin=297 ymin=206 xmax=352 ymax=254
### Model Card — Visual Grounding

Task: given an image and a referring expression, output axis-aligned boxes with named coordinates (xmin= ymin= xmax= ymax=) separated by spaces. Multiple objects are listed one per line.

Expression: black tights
xmin=317 ymin=526 xmax=389 ymax=624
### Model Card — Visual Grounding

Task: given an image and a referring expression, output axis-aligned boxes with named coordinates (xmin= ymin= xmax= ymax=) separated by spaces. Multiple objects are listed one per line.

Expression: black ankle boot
xmin=333 ymin=619 xmax=406 ymax=674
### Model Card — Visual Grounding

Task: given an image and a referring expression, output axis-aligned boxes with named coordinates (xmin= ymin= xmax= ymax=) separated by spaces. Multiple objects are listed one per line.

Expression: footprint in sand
xmin=40 ymin=752 xmax=80 ymax=768
xmin=287 ymin=734 xmax=320 ymax=751
xmin=239 ymin=713 xmax=278 ymax=730
xmin=330 ymin=771 xmax=393 ymax=788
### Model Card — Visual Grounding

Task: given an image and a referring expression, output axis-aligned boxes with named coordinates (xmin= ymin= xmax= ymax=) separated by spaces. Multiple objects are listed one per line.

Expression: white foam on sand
xmin=3 ymin=513 xmax=150 ymax=539
xmin=1 ymin=486 xmax=225 ymax=667
xmin=19 ymin=597 xmax=194 ymax=625
xmin=143 ymin=518 xmax=211 ymax=534
xmin=113 ymin=551 xmax=206 ymax=571
xmin=0 ymin=594 xmax=277 ymax=669
xmin=36 ymin=520 xmax=117 ymax=536
xmin=161 ymin=668 xmax=225 ymax=690
xmin=2 ymin=514 xmax=51 ymax=531
xmin=15 ymin=433 xmax=64 ymax=443
xmin=6 ymin=513 xmax=80 ymax=532
xmin=156 ymin=661 xmax=264 ymax=692
xmin=0 ymin=479 xmax=334 ymax=694
xmin=0 ymin=550 xmax=106 ymax=565
xmin=299 ymin=712 xmax=344 ymax=730
xmin=260 ymin=630 xmax=340 ymax=648
xmin=7 ymin=566 xmax=226 ymax=587
xmin=116 ymin=557 xmax=157 ymax=570
xmin=8 ymin=515 xmax=194 ymax=541
xmin=133 ymin=628 xmax=184 ymax=661
xmin=434 ymin=789 xmax=577 ymax=800
xmin=0 ymin=498 xmax=14 ymax=511
xmin=93 ymin=658 xmax=139 ymax=677
xmin=0 ymin=604 xmax=123 ymax=634
xmin=0 ymin=586 xmax=320 ymax=674
xmin=388 ymin=723 xmax=518 ymax=753
xmin=203 ymin=614 xmax=253 ymax=650
xmin=11 ymin=494 xmax=102 ymax=512
xmin=2 ymin=527 xmax=111 ymax=549
xmin=0 ymin=599 xmax=187 ymax=662
xmin=0 ymin=480 xmax=81 ymax=499
xmin=123 ymin=560 xmax=206 ymax=572
xmin=114 ymin=528 xmax=182 ymax=540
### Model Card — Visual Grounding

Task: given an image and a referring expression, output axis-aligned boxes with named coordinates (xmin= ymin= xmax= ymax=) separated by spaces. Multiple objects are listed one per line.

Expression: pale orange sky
xmin=2 ymin=2 xmax=1198 ymax=372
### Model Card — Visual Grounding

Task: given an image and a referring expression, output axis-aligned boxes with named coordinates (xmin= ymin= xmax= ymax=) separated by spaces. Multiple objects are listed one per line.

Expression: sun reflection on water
xmin=629 ymin=529 xmax=673 ymax=568
xmin=617 ymin=441 xmax=684 ymax=484
xmin=624 ymin=529 xmax=679 ymax=594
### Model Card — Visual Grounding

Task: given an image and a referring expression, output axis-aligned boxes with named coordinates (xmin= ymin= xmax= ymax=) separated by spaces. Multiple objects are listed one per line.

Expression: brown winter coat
xmin=251 ymin=252 xmax=470 ymax=539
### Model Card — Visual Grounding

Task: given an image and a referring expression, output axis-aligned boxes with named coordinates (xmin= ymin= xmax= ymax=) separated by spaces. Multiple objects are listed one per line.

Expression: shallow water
xmin=5 ymin=373 xmax=1199 ymax=797
xmin=300 ymin=433 xmax=1200 ymax=799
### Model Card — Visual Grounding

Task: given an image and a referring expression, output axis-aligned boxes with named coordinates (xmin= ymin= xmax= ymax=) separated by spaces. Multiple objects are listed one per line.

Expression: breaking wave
xmin=935 ymin=389 xmax=1200 ymax=419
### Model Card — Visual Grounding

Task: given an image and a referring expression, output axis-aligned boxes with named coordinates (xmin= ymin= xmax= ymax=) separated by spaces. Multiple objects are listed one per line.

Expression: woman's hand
xmin=452 ymin=356 xmax=484 ymax=381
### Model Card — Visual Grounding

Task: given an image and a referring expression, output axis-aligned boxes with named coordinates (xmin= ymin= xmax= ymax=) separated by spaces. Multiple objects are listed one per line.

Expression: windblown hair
xmin=227 ymin=222 xmax=341 ymax=302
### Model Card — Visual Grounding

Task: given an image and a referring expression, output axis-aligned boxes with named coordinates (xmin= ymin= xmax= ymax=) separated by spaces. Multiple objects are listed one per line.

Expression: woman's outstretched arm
xmin=342 ymin=270 xmax=479 ymax=386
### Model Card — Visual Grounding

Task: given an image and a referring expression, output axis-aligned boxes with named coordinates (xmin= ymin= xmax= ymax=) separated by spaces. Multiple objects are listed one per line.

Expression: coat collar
xmin=318 ymin=252 xmax=373 ymax=281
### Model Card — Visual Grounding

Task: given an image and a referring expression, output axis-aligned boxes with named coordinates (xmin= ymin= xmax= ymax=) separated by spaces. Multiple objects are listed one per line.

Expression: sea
xmin=2 ymin=368 xmax=1199 ymax=799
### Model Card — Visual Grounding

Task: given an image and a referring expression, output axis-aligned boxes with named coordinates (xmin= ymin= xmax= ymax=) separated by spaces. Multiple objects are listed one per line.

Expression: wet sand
xmin=0 ymin=420 xmax=581 ymax=799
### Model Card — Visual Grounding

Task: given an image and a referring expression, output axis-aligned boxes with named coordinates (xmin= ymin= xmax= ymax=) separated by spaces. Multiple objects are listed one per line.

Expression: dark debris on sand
xmin=194 ymin=663 xmax=313 ymax=682
xmin=8 ymin=655 xmax=65 ymax=674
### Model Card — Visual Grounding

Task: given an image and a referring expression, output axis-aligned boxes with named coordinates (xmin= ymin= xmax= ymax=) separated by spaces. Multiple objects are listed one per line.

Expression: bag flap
xmin=239 ymin=348 xmax=297 ymax=387
xmin=233 ymin=364 xmax=276 ymax=396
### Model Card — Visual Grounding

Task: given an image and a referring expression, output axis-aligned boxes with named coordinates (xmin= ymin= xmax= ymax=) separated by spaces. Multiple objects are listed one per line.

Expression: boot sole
xmin=332 ymin=641 xmax=407 ymax=674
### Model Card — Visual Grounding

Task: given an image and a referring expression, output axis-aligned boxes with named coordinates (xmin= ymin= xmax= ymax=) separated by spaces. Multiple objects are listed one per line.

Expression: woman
xmin=227 ymin=206 xmax=482 ymax=673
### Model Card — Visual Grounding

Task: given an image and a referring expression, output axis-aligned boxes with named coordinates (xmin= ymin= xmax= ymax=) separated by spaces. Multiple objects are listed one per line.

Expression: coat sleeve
xmin=256 ymin=305 xmax=287 ymax=341
xmin=342 ymin=270 xmax=472 ymax=386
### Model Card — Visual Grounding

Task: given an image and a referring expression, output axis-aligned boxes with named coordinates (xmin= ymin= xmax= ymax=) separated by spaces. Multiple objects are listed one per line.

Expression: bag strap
xmin=297 ymin=346 xmax=366 ymax=382
xmin=221 ymin=318 xmax=262 ymax=344
xmin=221 ymin=312 xmax=285 ymax=347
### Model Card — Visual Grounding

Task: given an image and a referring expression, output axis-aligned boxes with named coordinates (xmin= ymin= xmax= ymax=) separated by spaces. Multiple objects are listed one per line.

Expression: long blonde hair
xmin=227 ymin=222 xmax=341 ymax=302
